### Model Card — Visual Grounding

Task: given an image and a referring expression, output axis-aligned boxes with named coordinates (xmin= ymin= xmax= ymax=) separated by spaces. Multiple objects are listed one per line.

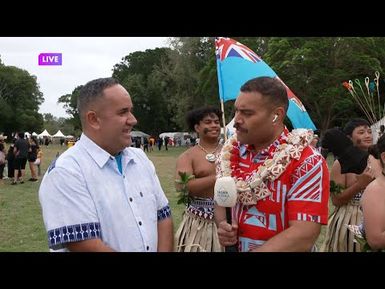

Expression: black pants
xmin=0 ymin=163 xmax=4 ymax=179
xmin=8 ymin=160 xmax=15 ymax=178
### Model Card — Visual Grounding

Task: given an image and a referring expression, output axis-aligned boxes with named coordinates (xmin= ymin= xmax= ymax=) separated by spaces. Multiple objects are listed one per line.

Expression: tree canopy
xmin=56 ymin=37 xmax=385 ymax=136
xmin=0 ymin=62 xmax=44 ymax=138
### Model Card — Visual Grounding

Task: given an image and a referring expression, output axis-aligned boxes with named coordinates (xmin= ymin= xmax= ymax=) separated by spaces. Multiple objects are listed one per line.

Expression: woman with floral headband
xmin=215 ymin=77 xmax=329 ymax=252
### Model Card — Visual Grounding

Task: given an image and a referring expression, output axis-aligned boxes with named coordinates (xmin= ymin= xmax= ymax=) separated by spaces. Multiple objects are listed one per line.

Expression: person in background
xmin=157 ymin=137 xmax=163 ymax=151
xmin=174 ymin=106 xmax=223 ymax=252
xmin=27 ymin=136 xmax=39 ymax=182
xmin=6 ymin=143 xmax=16 ymax=180
xmin=35 ymin=148 xmax=43 ymax=177
xmin=164 ymin=136 xmax=169 ymax=151
xmin=143 ymin=137 xmax=149 ymax=153
xmin=39 ymin=77 xmax=173 ymax=252
xmin=358 ymin=134 xmax=385 ymax=250
xmin=215 ymin=77 xmax=329 ymax=252
xmin=322 ymin=118 xmax=376 ymax=252
xmin=12 ymin=132 xmax=29 ymax=185
xmin=0 ymin=138 xmax=5 ymax=182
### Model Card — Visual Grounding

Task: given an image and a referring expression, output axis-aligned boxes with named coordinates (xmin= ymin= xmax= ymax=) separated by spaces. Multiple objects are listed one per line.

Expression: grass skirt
xmin=175 ymin=210 xmax=223 ymax=252
xmin=321 ymin=201 xmax=362 ymax=252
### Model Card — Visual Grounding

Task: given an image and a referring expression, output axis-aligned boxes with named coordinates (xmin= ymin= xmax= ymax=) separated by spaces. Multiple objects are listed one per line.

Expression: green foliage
xmin=57 ymin=85 xmax=82 ymax=132
xmin=329 ymin=180 xmax=345 ymax=196
xmin=354 ymin=234 xmax=372 ymax=252
xmin=264 ymin=37 xmax=385 ymax=132
xmin=0 ymin=64 xmax=44 ymax=136
xmin=42 ymin=114 xmax=77 ymax=136
xmin=112 ymin=47 xmax=178 ymax=135
xmin=175 ymin=171 xmax=195 ymax=205
xmin=57 ymin=37 xmax=385 ymax=138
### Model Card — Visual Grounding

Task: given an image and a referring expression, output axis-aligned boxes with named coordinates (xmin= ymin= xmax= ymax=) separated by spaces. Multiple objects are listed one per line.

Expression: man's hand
xmin=217 ymin=220 xmax=238 ymax=247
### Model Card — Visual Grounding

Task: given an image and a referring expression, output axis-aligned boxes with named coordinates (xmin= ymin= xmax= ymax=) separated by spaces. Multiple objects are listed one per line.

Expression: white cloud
xmin=0 ymin=37 xmax=170 ymax=118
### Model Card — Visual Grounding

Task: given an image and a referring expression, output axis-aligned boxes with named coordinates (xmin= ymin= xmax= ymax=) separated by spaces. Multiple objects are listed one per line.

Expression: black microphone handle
xmin=225 ymin=207 xmax=238 ymax=252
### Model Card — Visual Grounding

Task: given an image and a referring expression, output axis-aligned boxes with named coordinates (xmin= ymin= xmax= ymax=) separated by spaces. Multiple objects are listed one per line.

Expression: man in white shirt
xmin=39 ymin=77 xmax=173 ymax=252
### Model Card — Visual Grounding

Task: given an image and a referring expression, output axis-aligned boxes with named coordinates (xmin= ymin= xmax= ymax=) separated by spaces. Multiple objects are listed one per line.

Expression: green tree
xmin=57 ymin=85 xmax=82 ymax=132
xmin=165 ymin=37 xmax=221 ymax=130
xmin=0 ymin=64 xmax=44 ymax=138
xmin=264 ymin=37 xmax=385 ymax=132
xmin=42 ymin=114 xmax=77 ymax=137
xmin=113 ymin=47 xmax=177 ymax=135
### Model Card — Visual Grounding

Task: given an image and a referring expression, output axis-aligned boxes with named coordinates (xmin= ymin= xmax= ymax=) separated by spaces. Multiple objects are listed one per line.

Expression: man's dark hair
xmin=240 ymin=77 xmax=288 ymax=112
xmin=186 ymin=106 xmax=222 ymax=131
xmin=369 ymin=133 xmax=385 ymax=165
xmin=77 ymin=77 xmax=119 ymax=124
xmin=18 ymin=132 xmax=25 ymax=139
xmin=343 ymin=118 xmax=370 ymax=136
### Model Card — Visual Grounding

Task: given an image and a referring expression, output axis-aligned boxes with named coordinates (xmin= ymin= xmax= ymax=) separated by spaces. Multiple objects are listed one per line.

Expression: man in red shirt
xmin=215 ymin=77 xmax=329 ymax=252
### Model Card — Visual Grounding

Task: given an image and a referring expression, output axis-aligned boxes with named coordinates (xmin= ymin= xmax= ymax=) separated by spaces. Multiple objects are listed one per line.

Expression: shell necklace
xmin=217 ymin=128 xmax=313 ymax=204
xmin=197 ymin=142 xmax=221 ymax=163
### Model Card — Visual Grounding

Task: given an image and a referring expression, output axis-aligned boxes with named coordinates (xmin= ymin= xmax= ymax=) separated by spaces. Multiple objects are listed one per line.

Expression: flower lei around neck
xmin=217 ymin=129 xmax=314 ymax=205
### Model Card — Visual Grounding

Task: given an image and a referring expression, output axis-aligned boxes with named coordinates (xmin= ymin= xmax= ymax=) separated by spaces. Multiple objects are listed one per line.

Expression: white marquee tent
xmin=38 ymin=129 xmax=52 ymax=138
xmin=52 ymin=130 xmax=66 ymax=138
xmin=131 ymin=131 xmax=150 ymax=138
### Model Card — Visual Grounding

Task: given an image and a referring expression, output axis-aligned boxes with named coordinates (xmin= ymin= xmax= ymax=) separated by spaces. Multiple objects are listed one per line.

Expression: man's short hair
xmin=343 ymin=118 xmax=370 ymax=136
xmin=77 ymin=77 xmax=119 ymax=125
xmin=240 ymin=77 xmax=288 ymax=112
xmin=186 ymin=106 xmax=222 ymax=131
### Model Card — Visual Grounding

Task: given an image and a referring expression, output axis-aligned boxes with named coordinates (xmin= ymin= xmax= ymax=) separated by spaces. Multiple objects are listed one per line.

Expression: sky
xmin=0 ymin=37 xmax=170 ymax=118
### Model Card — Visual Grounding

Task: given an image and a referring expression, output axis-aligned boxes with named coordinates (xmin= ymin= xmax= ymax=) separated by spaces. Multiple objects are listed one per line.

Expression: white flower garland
xmin=217 ymin=129 xmax=314 ymax=205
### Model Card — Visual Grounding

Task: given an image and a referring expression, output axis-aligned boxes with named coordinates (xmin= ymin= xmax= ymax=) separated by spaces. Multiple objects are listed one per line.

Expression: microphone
xmin=214 ymin=176 xmax=238 ymax=252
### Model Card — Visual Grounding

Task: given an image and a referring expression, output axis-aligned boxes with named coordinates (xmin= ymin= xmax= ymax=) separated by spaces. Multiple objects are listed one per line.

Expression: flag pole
xmin=220 ymin=99 xmax=227 ymax=142
xmin=215 ymin=39 xmax=228 ymax=142
xmin=215 ymin=38 xmax=237 ymax=252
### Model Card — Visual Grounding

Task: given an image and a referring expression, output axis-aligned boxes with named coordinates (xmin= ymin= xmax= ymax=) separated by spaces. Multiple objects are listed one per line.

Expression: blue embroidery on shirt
xmin=47 ymin=222 xmax=101 ymax=249
xmin=157 ymin=204 xmax=171 ymax=221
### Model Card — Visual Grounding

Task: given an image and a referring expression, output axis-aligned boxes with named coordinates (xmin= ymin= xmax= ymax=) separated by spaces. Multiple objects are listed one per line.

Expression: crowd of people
xmin=0 ymin=133 xmax=43 ymax=185
xmin=3 ymin=75 xmax=384 ymax=252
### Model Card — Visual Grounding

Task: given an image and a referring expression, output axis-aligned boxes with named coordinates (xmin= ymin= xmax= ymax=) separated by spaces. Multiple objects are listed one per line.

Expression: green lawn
xmin=0 ymin=144 xmax=332 ymax=251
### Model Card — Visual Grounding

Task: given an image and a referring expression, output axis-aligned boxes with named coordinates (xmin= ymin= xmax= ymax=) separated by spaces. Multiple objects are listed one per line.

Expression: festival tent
xmin=131 ymin=130 xmax=150 ymax=146
xmin=32 ymin=132 xmax=38 ymax=136
xmin=52 ymin=130 xmax=66 ymax=138
xmin=159 ymin=132 xmax=192 ymax=146
xmin=131 ymin=131 xmax=150 ymax=138
xmin=38 ymin=129 xmax=52 ymax=138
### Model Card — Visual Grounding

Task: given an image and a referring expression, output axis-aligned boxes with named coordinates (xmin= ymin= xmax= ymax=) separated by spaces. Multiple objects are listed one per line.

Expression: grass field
xmin=0 ymin=144 xmax=332 ymax=252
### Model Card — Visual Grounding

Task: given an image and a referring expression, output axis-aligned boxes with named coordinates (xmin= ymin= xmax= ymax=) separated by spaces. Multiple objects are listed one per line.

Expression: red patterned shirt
xmin=232 ymin=128 xmax=329 ymax=252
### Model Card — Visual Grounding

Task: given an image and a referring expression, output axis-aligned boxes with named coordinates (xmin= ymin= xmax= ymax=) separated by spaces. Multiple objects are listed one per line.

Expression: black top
xmin=15 ymin=138 xmax=29 ymax=159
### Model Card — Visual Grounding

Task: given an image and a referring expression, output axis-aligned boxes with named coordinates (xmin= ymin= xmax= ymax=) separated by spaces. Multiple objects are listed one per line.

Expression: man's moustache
xmin=234 ymin=124 xmax=247 ymax=133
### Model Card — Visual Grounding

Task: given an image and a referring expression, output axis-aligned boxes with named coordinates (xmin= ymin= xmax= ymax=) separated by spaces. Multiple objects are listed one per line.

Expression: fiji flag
xmin=215 ymin=37 xmax=316 ymax=130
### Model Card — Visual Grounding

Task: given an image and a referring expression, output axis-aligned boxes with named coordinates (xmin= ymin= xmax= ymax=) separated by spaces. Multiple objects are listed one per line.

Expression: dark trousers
xmin=7 ymin=160 xmax=15 ymax=178
xmin=0 ymin=164 xmax=4 ymax=179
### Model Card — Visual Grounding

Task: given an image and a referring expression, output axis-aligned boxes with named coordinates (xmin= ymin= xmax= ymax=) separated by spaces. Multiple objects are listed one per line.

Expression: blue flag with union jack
xmin=215 ymin=37 xmax=316 ymax=130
